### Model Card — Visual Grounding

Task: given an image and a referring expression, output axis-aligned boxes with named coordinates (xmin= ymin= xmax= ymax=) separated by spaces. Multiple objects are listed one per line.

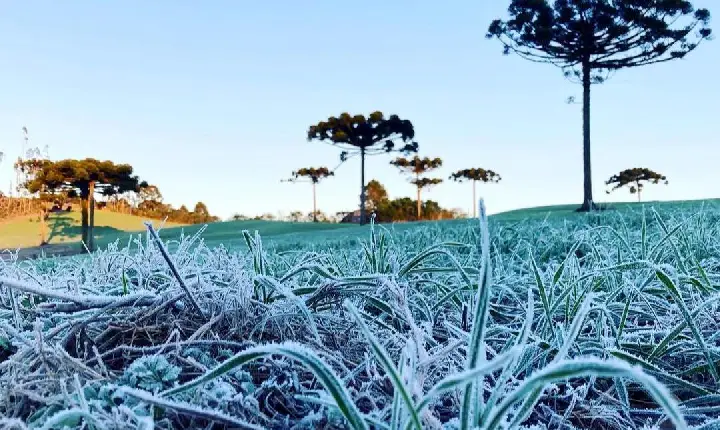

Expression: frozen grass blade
xmin=530 ymin=252 xmax=555 ymax=341
xmin=160 ymin=342 xmax=369 ymax=430
xmin=254 ymin=275 xmax=320 ymax=341
xmin=410 ymin=347 xmax=517 ymax=423
xmin=145 ymin=222 xmax=205 ymax=319
xmin=484 ymin=358 xmax=688 ymax=430
xmin=607 ymin=348 xmax=711 ymax=395
xmin=481 ymin=286 xmax=535 ymax=424
xmin=655 ymin=269 xmax=719 ymax=382
xmin=460 ymin=198 xmax=492 ymax=430
xmin=344 ymin=299 xmax=423 ymax=430
xmin=648 ymin=294 xmax=720 ymax=361
xmin=505 ymin=292 xmax=593 ymax=429
xmin=122 ymin=386 xmax=263 ymax=429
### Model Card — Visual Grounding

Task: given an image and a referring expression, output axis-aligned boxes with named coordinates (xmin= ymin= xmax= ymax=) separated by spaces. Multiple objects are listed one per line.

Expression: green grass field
xmin=0 ymin=211 xmax=187 ymax=249
xmin=2 ymin=198 xmax=719 ymax=253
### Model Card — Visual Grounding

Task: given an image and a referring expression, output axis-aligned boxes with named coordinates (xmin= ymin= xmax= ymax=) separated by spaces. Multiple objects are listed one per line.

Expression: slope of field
xmin=1 ymin=198 xmax=719 ymax=428
xmin=0 ymin=211 xmax=187 ymax=248
xmin=2 ymin=198 xmax=719 ymax=255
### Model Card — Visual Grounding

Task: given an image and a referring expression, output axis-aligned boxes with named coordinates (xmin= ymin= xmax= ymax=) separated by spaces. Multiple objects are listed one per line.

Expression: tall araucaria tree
xmin=390 ymin=156 xmax=443 ymax=219
xmin=307 ymin=112 xmax=418 ymax=225
xmin=487 ymin=0 xmax=712 ymax=212
xmin=23 ymin=158 xmax=146 ymax=251
xmin=605 ymin=167 xmax=667 ymax=202
xmin=284 ymin=167 xmax=334 ymax=222
xmin=449 ymin=168 xmax=502 ymax=218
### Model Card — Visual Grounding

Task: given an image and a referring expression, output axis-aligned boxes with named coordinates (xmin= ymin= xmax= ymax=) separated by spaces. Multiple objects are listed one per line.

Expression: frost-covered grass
xmin=1 ymin=200 xmax=720 ymax=429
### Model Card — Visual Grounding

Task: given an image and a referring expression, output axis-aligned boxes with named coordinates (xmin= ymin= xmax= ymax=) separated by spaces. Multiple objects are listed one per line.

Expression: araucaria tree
xmin=307 ymin=112 xmax=418 ymax=224
xmin=487 ymin=1 xmax=712 ymax=212
xmin=286 ymin=167 xmax=334 ymax=222
xmin=390 ymin=156 xmax=443 ymax=219
xmin=605 ymin=167 xmax=667 ymax=201
xmin=449 ymin=168 xmax=502 ymax=218
xmin=24 ymin=158 xmax=145 ymax=250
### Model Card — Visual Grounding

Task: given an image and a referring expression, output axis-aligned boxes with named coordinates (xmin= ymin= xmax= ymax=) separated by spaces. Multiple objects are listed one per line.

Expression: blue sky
xmin=0 ymin=1 xmax=717 ymax=220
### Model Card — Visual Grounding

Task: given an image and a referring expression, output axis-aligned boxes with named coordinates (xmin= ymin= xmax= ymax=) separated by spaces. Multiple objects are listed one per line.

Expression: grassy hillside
xmin=0 ymin=211 xmax=187 ymax=249
xmin=2 ymin=198 xmax=719 ymax=253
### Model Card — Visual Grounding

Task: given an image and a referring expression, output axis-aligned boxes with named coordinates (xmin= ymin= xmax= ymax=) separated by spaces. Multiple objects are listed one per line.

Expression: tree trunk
xmin=359 ymin=147 xmax=366 ymax=225
xmin=472 ymin=180 xmax=477 ymax=218
xmin=416 ymin=185 xmax=422 ymax=220
xmin=88 ymin=181 xmax=95 ymax=251
xmin=637 ymin=182 xmax=642 ymax=202
xmin=312 ymin=182 xmax=318 ymax=223
xmin=80 ymin=195 xmax=89 ymax=250
xmin=578 ymin=60 xmax=596 ymax=212
xmin=416 ymin=172 xmax=422 ymax=220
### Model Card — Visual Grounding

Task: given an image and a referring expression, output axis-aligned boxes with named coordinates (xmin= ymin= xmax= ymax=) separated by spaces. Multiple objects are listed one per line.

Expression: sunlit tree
xmin=23 ymin=158 xmax=145 ymax=251
xmin=365 ymin=179 xmax=389 ymax=210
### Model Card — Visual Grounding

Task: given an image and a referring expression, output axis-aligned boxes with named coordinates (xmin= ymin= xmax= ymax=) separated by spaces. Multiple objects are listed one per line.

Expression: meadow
xmin=0 ymin=199 xmax=719 ymax=429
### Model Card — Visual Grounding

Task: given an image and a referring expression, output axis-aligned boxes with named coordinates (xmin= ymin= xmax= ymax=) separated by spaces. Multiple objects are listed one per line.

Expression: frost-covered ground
xmin=1 ymin=201 xmax=720 ymax=429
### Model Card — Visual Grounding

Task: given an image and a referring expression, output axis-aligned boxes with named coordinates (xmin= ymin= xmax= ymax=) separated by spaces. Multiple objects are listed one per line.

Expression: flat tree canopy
xmin=24 ymin=158 xmax=145 ymax=249
xmin=449 ymin=168 xmax=502 ymax=184
xmin=288 ymin=167 xmax=334 ymax=222
xmin=606 ymin=167 xmax=668 ymax=201
xmin=308 ymin=111 xmax=418 ymax=224
xmin=26 ymin=159 xmax=144 ymax=198
xmin=291 ymin=167 xmax=334 ymax=184
xmin=449 ymin=168 xmax=502 ymax=218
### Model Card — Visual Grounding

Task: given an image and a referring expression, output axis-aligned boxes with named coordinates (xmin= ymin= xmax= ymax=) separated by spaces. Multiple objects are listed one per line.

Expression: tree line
xmin=286 ymin=1 xmax=709 ymax=223
xmin=9 ymin=158 xmax=218 ymax=249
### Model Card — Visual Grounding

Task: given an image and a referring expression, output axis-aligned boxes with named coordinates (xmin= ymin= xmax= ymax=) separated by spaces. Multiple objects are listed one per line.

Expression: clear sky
xmin=0 ymin=1 xmax=717 ymax=220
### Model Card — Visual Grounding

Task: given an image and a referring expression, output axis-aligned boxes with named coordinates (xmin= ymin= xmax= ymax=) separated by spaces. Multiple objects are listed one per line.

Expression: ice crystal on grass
xmin=119 ymin=355 xmax=181 ymax=393
xmin=0 ymin=200 xmax=720 ymax=428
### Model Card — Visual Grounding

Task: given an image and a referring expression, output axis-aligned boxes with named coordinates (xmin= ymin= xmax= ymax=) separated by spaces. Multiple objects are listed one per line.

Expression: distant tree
xmin=449 ymin=168 xmax=502 ymax=218
xmin=285 ymin=166 xmax=334 ymax=222
xmin=487 ymin=1 xmax=712 ymax=212
xmin=193 ymin=201 xmax=213 ymax=223
xmin=288 ymin=210 xmax=304 ymax=222
xmin=390 ymin=156 xmax=443 ymax=219
xmin=605 ymin=168 xmax=668 ymax=202
xmin=307 ymin=111 xmax=418 ymax=224
xmin=174 ymin=205 xmax=191 ymax=222
xmin=306 ymin=210 xmax=330 ymax=223
xmin=375 ymin=197 xmax=458 ymax=223
xmin=131 ymin=184 xmax=167 ymax=216
xmin=450 ymin=208 xmax=468 ymax=219
xmin=231 ymin=213 xmax=249 ymax=221
xmin=256 ymin=213 xmax=275 ymax=221
xmin=365 ymin=179 xmax=389 ymax=210
xmin=139 ymin=184 xmax=163 ymax=205
xmin=14 ymin=159 xmax=52 ymax=200
xmin=23 ymin=158 xmax=144 ymax=250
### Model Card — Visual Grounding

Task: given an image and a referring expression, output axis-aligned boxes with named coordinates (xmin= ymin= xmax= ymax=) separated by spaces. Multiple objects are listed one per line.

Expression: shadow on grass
xmin=46 ymin=214 xmax=126 ymax=245
xmin=46 ymin=215 xmax=76 ymax=243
